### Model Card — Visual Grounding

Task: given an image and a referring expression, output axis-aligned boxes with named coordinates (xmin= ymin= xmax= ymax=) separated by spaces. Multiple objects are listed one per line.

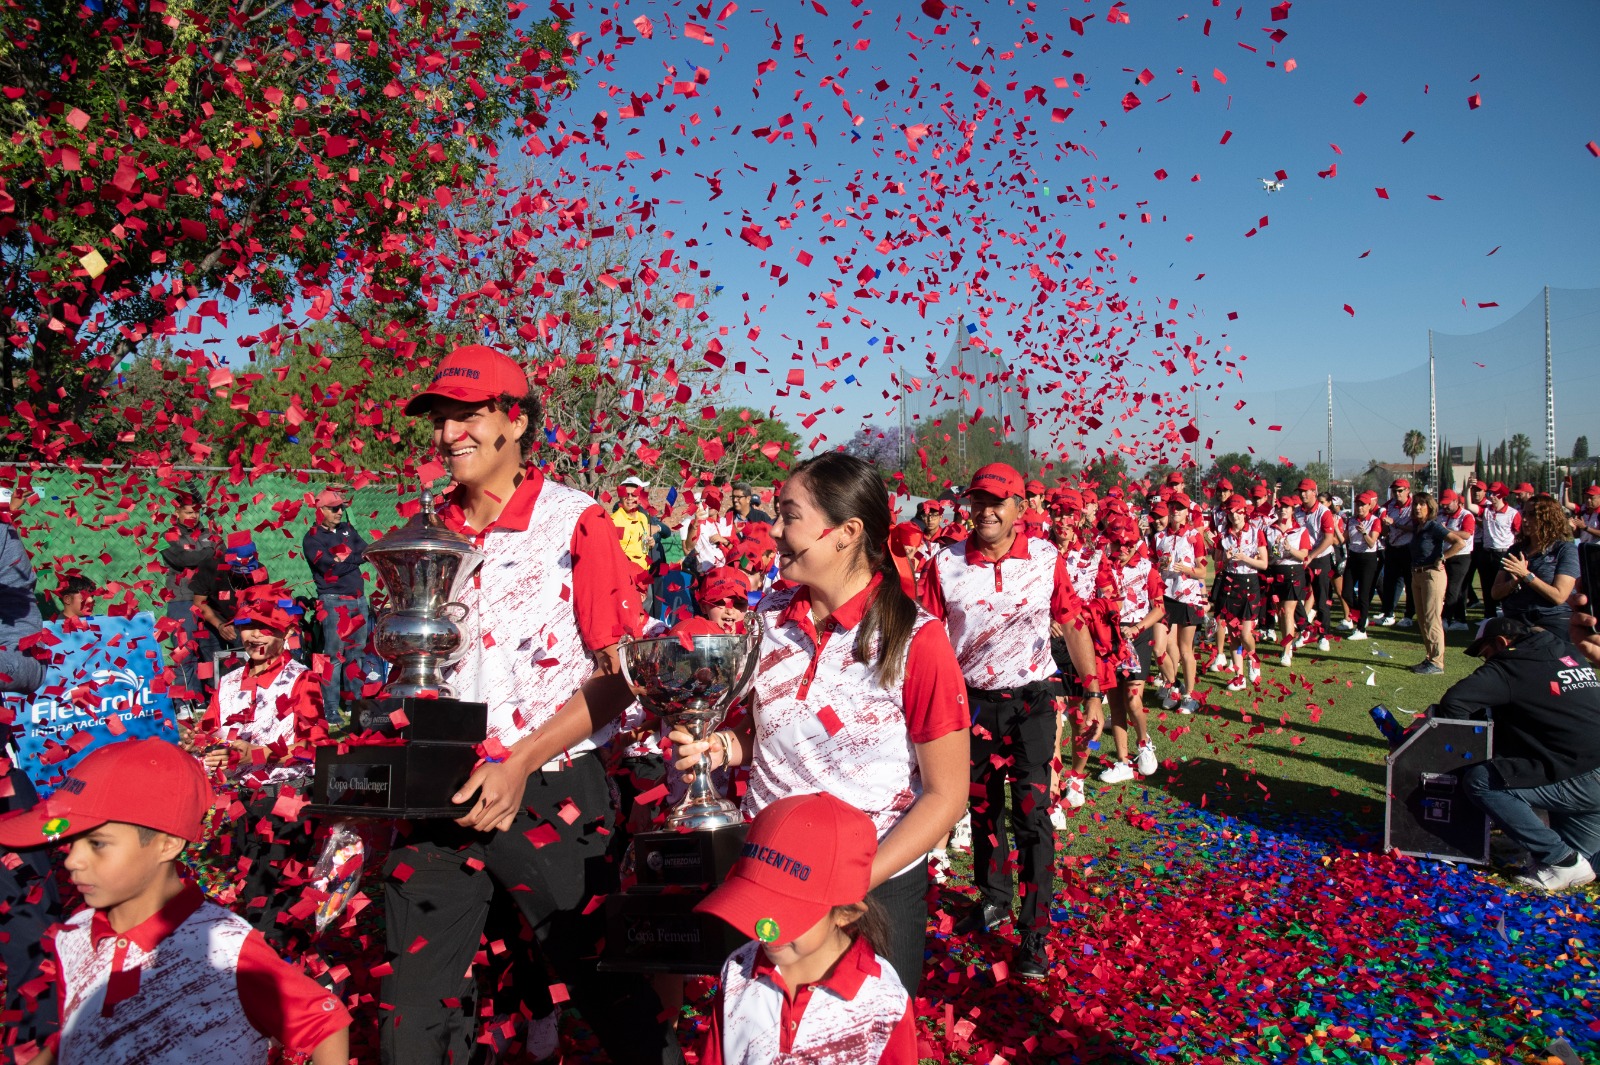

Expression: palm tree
xmin=1402 ymin=429 xmax=1426 ymax=464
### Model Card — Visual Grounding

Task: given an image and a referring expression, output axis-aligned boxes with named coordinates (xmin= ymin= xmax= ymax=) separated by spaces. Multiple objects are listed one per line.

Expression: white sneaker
xmin=1398 ymin=617 xmax=1415 ymax=629
xmin=1178 ymin=697 xmax=1199 ymax=715
xmin=1337 ymin=618 xmax=1356 ymax=631
xmin=1098 ymin=761 xmax=1136 ymax=784
xmin=1347 ymin=630 xmax=1368 ymax=641
xmin=1262 ymin=629 xmax=1278 ymax=644
xmin=1514 ymin=855 xmax=1596 ymax=893
xmin=1279 ymin=650 xmax=1293 ymax=667
xmin=930 ymin=849 xmax=952 ymax=884
xmin=1064 ymin=775 xmax=1087 ymax=808
xmin=1294 ymin=631 xmax=1312 ymax=649
xmin=1248 ymin=661 xmax=1262 ymax=684
xmin=1226 ymin=674 xmax=1247 ymax=692
xmin=1379 ymin=615 xmax=1397 ymax=627
xmin=1049 ymin=804 xmax=1068 ymax=831
xmin=1135 ymin=742 xmax=1158 ymax=776
xmin=1317 ymin=638 xmax=1331 ymax=652
xmin=1206 ymin=652 xmax=1227 ymax=672
xmin=1161 ymin=687 xmax=1181 ymax=710
xmin=950 ymin=814 xmax=972 ymax=851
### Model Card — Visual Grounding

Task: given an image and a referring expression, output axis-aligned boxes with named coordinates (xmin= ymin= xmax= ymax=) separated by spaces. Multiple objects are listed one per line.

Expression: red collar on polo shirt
xmin=439 ymin=466 xmax=545 ymax=536
xmin=778 ymin=573 xmax=882 ymax=643
xmin=91 ymin=882 xmax=206 ymax=952
xmin=962 ymin=530 xmax=1032 ymax=566
xmin=237 ymin=656 xmax=291 ymax=693
xmin=749 ymin=932 xmax=882 ymax=1005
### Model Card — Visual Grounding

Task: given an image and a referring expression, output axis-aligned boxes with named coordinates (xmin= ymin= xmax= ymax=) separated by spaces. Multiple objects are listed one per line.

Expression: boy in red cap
xmin=1018 ymin=479 xmax=1050 ymax=540
xmin=0 ymin=738 xmax=349 ymax=1065
xmin=1094 ymin=515 xmax=1165 ymax=784
xmin=695 ymin=793 xmax=914 ymax=1065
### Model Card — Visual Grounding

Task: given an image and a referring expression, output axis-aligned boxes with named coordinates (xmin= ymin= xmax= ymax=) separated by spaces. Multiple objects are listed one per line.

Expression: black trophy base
xmin=600 ymin=823 xmax=748 ymax=975
xmin=348 ymin=695 xmax=488 ymax=743
xmin=308 ymin=741 xmax=481 ymax=819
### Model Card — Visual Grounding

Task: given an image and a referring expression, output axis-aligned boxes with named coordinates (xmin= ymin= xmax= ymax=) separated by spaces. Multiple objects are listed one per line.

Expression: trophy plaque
xmin=600 ymin=620 xmax=762 ymax=974
xmin=310 ymin=490 xmax=490 ymax=819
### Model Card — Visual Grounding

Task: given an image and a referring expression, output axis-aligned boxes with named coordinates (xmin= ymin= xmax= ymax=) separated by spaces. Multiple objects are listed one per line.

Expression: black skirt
xmin=1216 ymin=572 xmax=1262 ymax=625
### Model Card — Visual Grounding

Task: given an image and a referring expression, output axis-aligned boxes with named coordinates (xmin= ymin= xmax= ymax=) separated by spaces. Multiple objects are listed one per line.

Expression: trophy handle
xmin=441 ymin=601 xmax=468 ymax=623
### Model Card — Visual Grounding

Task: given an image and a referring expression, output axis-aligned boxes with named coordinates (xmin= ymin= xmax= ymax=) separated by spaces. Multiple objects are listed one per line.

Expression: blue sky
xmin=507 ymin=0 xmax=1599 ymax=474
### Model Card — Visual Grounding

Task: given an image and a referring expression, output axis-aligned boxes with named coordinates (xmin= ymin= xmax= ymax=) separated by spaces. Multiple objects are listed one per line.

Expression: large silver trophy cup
xmin=602 ymin=617 xmax=763 ymax=974
xmin=617 ymin=617 xmax=762 ymax=830
xmin=310 ymin=488 xmax=491 ymax=818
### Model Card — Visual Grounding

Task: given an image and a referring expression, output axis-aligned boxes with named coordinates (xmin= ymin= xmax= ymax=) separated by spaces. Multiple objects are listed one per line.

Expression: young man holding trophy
xmin=384 ymin=345 xmax=681 ymax=1065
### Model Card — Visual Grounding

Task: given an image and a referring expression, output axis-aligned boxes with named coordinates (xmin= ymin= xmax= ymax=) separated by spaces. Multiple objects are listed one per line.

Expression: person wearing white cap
xmin=611 ymin=476 xmax=656 ymax=574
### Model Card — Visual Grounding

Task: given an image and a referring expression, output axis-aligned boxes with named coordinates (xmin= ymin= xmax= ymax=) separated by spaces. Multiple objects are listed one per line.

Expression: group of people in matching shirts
xmin=7 ymin=340 xmax=1595 ymax=1065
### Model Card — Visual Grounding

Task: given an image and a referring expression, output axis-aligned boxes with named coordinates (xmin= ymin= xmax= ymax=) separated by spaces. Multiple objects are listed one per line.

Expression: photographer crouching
xmin=1435 ymin=617 xmax=1600 ymax=893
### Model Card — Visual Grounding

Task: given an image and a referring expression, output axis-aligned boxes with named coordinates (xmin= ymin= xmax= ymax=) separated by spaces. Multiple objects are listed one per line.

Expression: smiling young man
xmin=385 ymin=344 xmax=680 ymax=1065
xmin=918 ymin=462 xmax=1102 ymax=980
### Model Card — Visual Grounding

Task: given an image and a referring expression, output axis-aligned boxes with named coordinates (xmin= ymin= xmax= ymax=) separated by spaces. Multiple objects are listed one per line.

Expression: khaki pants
xmin=1410 ymin=567 xmax=1448 ymax=667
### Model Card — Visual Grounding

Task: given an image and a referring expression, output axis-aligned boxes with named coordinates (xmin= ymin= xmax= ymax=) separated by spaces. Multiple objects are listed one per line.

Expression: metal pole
xmin=1545 ymin=286 xmax=1557 ymax=494
xmin=1428 ymin=330 xmax=1438 ymax=491
xmin=1326 ymin=374 xmax=1334 ymax=487
xmin=897 ymin=363 xmax=908 ymax=472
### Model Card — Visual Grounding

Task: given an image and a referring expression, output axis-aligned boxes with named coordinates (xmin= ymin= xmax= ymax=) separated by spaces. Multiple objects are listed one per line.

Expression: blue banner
xmin=6 ymin=613 xmax=180 ymax=795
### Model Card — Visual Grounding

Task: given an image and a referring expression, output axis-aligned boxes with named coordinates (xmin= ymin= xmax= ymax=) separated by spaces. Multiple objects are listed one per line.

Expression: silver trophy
xmin=366 ymin=488 xmax=484 ymax=699
xmin=618 ymin=617 xmax=763 ymax=830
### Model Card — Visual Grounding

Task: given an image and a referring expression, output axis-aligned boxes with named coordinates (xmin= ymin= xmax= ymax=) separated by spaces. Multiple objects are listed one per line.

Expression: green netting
xmin=10 ymin=466 xmax=425 ymax=608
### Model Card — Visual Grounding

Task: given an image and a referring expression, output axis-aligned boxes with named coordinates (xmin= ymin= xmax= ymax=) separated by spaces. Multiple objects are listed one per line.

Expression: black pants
xmin=1442 ymin=555 xmax=1474 ymax=624
xmin=1343 ymin=553 xmax=1380 ymax=630
xmin=1307 ymin=557 xmax=1335 ymax=635
xmin=967 ymin=684 xmax=1056 ymax=933
xmin=381 ymin=755 xmax=679 ymax=1065
xmin=867 ymin=862 xmax=930 ymax=995
xmin=233 ymin=786 xmax=318 ymax=955
xmin=1475 ymin=547 xmax=1508 ymax=620
xmin=0 ymin=766 xmax=58 ymax=1063
xmin=1379 ymin=543 xmax=1413 ymax=617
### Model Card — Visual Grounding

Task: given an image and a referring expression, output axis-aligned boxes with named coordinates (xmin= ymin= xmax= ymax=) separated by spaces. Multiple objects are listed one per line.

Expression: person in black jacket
xmin=1437 ymin=617 xmax=1600 ymax=893
xmin=157 ymin=489 xmax=222 ymax=706
xmin=302 ymin=488 xmax=371 ymax=721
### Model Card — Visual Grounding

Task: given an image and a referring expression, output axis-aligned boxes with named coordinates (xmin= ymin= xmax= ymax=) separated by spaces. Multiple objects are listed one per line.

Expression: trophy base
xmin=598 ymin=891 xmax=752 ymax=975
xmin=348 ymin=696 xmax=488 ymax=744
xmin=308 ymin=741 xmax=480 ymax=819
xmin=599 ymin=823 xmax=749 ymax=975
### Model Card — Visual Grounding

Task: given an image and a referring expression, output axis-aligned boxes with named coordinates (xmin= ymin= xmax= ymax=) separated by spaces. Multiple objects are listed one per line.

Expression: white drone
xmin=1261 ymin=177 xmax=1286 ymax=193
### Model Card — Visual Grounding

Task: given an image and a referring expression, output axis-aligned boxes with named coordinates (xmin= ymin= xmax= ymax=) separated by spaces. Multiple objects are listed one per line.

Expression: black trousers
xmin=380 ymin=755 xmax=680 ymax=1065
xmin=1442 ymin=555 xmax=1474 ymax=624
xmin=1342 ymin=553 xmax=1380 ymax=630
xmin=967 ymin=683 xmax=1056 ymax=933
xmin=232 ymin=786 xmax=318 ymax=955
xmin=1475 ymin=547 xmax=1508 ymax=620
xmin=867 ymin=862 xmax=930 ymax=995
xmin=1379 ymin=543 xmax=1413 ymax=617
xmin=1307 ymin=557 xmax=1335 ymax=634
xmin=0 ymin=766 xmax=58 ymax=1062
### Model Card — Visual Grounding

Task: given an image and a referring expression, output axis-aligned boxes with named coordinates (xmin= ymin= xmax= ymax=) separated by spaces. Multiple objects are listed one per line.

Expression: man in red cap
xmin=1572 ymin=484 xmax=1600 ymax=544
xmin=391 ymin=344 xmax=679 ymax=1064
xmin=1294 ymin=478 xmax=1340 ymax=652
xmin=1438 ymin=489 xmax=1478 ymax=631
xmin=1478 ymin=481 xmax=1523 ymax=622
xmin=0 ymin=738 xmax=351 ymax=1064
xmin=919 ymin=462 xmax=1102 ymax=978
xmin=1018 ymin=479 xmax=1050 ymax=540
xmin=302 ymin=486 xmax=372 ymax=723
xmin=1376 ymin=478 xmax=1416 ymax=627
xmin=1513 ymin=482 xmax=1537 ymax=509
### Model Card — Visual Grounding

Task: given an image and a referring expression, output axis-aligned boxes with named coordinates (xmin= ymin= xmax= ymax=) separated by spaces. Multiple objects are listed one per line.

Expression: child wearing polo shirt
xmin=695 ymin=793 xmax=915 ymax=1065
xmin=0 ymin=738 xmax=349 ymax=1065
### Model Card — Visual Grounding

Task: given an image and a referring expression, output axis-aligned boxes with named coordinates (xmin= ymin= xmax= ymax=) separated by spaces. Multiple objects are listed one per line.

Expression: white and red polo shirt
xmin=1382 ymin=499 xmax=1416 ymax=548
xmin=919 ymin=532 xmax=1083 ymax=690
xmin=1579 ymin=506 xmax=1600 ymax=545
xmin=1345 ymin=511 xmax=1382 ymax=554
xmin=1062 ymin=537 xmax=1104 ymax=602
xmin=1095 ymin=552 xmax=1164 ymax=626
xmin=1295 ymin=502 xmax=1338 ymax=563
xmin=1154 ymin=527 xmax=1206 ymax=607
xmin=1480 ymin=502 xmax=1522 ymax=551
xmin=1218 ymin=526 xmax=1266 ymax=575
xmin=439 ymin=467 xmax=643 ymax=753
xmin=50 ymin=883 xmax=349 ymax=1064
xmin=1440 ymin=506 xmax=1477 ymax=560
xmin=1265 ymin=522 xmax=1312 ymax=567
xmin=1016 ymin=506 xmax=1051 ymax=541
xmin=200 ymin=656 xmax=324 ymax=760
xmin=746 ymin=577 xmax=966 ymax=856
xmin=701 ymin=936 xmax=915 ymax=1065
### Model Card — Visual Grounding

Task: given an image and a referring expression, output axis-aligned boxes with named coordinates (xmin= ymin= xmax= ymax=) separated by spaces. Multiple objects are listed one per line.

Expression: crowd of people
xmin=0 ymin=341 xmax=1597 ymax=1064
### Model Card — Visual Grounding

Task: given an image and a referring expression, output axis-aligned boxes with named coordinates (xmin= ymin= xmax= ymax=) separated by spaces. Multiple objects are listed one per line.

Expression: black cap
xmin=1464 ymin=616 xmax=1535 ymax=657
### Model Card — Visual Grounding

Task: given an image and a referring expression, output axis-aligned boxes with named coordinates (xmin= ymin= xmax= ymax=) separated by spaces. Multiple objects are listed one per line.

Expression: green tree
xmin=0 ymin=0 xmax=575 ymax=448
xmin=1436 ymin=438 xmax=1454 ymax=492
xmin=901 ymin=408 xmax=1029 ymax=496
xmin=1573 ymin=435 xmax=1590 ymax=462
xmin=1080 ymin=453 xmax=1131 ymax=495
xmin=1402 ymin=429 xmax=1426 ymax=465
xmin=661 ymin=407 xmax=802 ymax=488
xmin=1508 ymin=433 xmax=1534 ymax=484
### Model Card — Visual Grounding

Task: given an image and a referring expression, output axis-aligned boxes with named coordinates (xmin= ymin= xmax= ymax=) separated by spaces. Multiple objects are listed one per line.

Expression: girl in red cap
xmin=1154 ymin=495 xmax=1206 ymax=713
xmin=1341 ymin=491 xmax=1384 ymax=639
xmin=1264 ymin=496 xmax=1312 ymax=668
xmin=1213 ymin=497 xmax=1269 ymax=691
xmin=1095 ymin=516 xmax=1165 ymax=783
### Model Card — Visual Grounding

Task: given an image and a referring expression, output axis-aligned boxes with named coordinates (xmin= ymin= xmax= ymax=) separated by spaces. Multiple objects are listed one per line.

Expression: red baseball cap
xmin=314 ymin=488 xmax=348 ymax=508
xmin=403 ymin=344 xmax=531 ymax=415
xmin=0 ymin=738 xmax=214 ymax=848
xmin=696 ymin=793 xmax=876 ymax=947
xmin=1439 ymin=489 xmax=1460 ymax=504
xmin=234 ymin=585 xmax=298 ymax=633
xmin=1104 ymin=516 xmax=1141 ymax=544
xmin=1170 ymin=493 xmax=1193 ymax=511
xmin=1224 ymin=494 xmax=1250 ymax=512
xmin=1024 ymin=479 xmax=1046 ymax=496
xmin=1166 ymin=470 xmax=1185 ymax=485
xmin=1297 ymin=478 xmax=1318 ymax=493
xmin=698 ymin=566 xmax=750 ymax=608
xmin=1488 ymin=481 xmax=1508 ymax=497
xmin=1586 ymin=485 xmax=1600 ymax=497
xmin=1391 ymin=478 xmax=1411 ymax=490
xmin=1217 ymin=478 xmax=1234 ymax=492
xmin=700 ymin=486 xmax=724 ymax=508
xmin=1149 ymin=501 xmax=1169 ymax=517
xmin=1358 ymin=490 xmax=1380 ymax=504
xmin=1278 ymin=495 xmax=1299 ymax=508
xmin=1055 ymin=488 xmax=1082 ymax=512
xmin=1079 ymin=489 xmax=1098 ymax=506
xmin=966 ymin=463 xmax=1024 ymax=500
xmin=1515 ymin=482 xmax=1535 ymax=495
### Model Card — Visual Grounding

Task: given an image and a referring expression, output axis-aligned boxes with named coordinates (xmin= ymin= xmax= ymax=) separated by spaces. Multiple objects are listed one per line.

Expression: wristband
xmin=714 ymin=730 xmax=734 ymax=767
